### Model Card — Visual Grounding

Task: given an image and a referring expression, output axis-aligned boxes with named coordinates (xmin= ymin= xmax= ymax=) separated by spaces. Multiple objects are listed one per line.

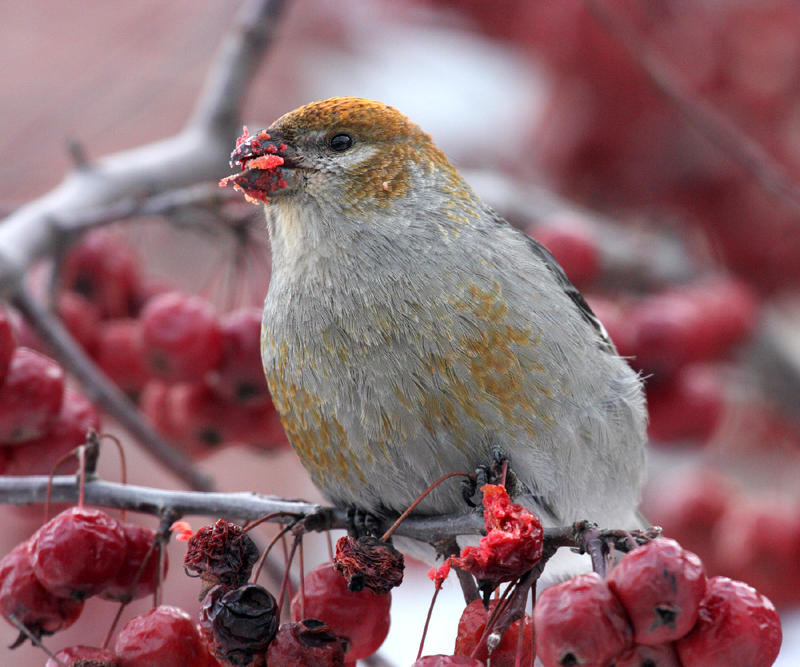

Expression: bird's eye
xmin=328 ymin=133 xmax=353 ymax=152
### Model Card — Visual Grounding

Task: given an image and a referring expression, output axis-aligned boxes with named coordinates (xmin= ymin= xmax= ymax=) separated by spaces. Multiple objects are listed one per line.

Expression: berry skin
xmin=1 ymin=389 xmax=99 ymax=476
xmin=93 ymin=319 xmax=150 ymax=395
xmin=607 ymin=537 xmax=707 ymax=644
xmin=31 ymin=506 xmax=126 ymax=600
xmin=413 ymin=656 xmax=486 ymax=666
xmin=140 ymin=291 xmax=223 ymax=383
xmin=114 ymin=605 xmax=209 ymax=667
xmin=0 ymin=347 xmax=65 ymax=443
xmin=613 ymin=642 xmax=681 ymax=666
xmin=266 ymin=619 xmax=346 ymax=667
xmin=675 ymin=576 xmax=782 ymax=667
xmin=56 ymin=291 xmax=102 ymax=355
xmin=0 ymin=540 xmax=84 ymax=639
xmin=534 ymin=572 xmax=633 ymax=667
xmin=62 ymin=228 xmax=140 ymax=319
xmin=291 ymin=563 xmax=391 ymax=662
xmin=46 ymin=645 xmax=118 ymax=666
xmin=100 ymin=523 xmax=167 ymax=603
xmin=0 ymin=306 xmax=16 ymax=385
xmin=454 ymin=599 xmax=533 ymax=666
xmin=208 ymin=308 xmax=271 ymax=405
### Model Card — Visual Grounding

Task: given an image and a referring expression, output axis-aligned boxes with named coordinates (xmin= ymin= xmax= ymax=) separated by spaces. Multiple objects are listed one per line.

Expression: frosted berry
xmin=607 ymin=538 xmax=706 ymax=644
xmin=0 ymin=540 xmax=84 ymax=639
xmin=676 ymin=576 xmax=782 ymax=667
xmin=291 ymin=563 xmax=391 ymax=662
xmin=46 ymin=645 xmax=118 ymax=666
xmin=32 ymin=506 xmax=126 ymax=599
xmin=101 ymin=523 xmax=167 ymax=603
xmin=114 ymin=605 xmax=208 ymax=667
xmin=140 ymin=291 xmax=223 ymax=383
xmin=534 ymin=572 xmax=633 ymax=667
xmin=614 ymin=642 xmax=681 ymax=666
xmin=2 ymin=389 xmax=99 ymax=476
xmin=0 ymin=347 xmax=64 ymax=443
xmin=266 ymin=619 xmax=346 ymax=667
xmin=62 ymin=228 xmax=140 ymax=318
xmin=94 ymin=319 xmax=150 ymax=395
xmin=208 ymin=308 xmax=270 ymax=405
xmin=454 ymin=599 xmax=533 ymax=666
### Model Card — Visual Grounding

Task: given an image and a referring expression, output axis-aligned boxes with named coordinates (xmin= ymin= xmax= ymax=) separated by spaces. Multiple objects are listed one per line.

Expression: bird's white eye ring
xmin=329 ymin=133 xmax=353 ymax=152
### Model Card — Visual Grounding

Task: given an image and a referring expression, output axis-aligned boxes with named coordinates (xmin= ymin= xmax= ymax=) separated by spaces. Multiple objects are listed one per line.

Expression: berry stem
xmin=416 ymin=584 xmax=441 ymax=661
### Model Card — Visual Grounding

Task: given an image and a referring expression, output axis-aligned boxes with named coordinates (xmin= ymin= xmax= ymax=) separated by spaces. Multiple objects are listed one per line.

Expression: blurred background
xmin=2 ymin=0 xmax=800 ymax=664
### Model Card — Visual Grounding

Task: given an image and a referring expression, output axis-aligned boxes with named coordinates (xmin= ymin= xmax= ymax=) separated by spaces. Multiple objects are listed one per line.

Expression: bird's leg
xmin=345 ymin=506 xmax=385 ymax=539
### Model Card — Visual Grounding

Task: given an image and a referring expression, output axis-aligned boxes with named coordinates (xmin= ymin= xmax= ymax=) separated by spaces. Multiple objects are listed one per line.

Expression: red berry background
xmin=2 ymin=1 xmax=800 ymax=664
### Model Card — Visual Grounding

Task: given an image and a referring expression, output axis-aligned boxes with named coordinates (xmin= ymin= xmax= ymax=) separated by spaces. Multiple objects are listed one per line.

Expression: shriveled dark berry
xmin=184 ymin=519 xmax=259 ymax=593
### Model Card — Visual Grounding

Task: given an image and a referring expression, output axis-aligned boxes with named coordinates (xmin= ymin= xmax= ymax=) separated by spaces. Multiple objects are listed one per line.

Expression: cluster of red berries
xmin=48 ymin=228 xmax=287 ymax=458
xmin=645 ymin=468 xmax=800 ymax=609
xmin=0 ymin=505 xmax=165 ymax=651
xmin=0 ymin=307 xmax=100 ymax=477
xmin=183 ymin=519 xmax=392 ymax=665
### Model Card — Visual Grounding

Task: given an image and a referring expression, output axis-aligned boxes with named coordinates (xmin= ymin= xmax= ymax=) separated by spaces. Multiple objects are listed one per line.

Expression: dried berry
xmin=46 ymin=645 xmax=118 ymax=666
xmin=184 ymin=519 xmax=259 ymax=593
xmin=454 ymin=599 xmax=533 ymax=667
xmin=534 ymin=572 xmax=633 ymax=667
xmin=201 ymin=584 xmax=278 ymax=666
xmin=291 ymin=563 xmax=390 ymax=662
xmin=101 ymin=523 xmax=168 ymax=603
xmin=333 ymin=535 xmax=404 ymax=594
xmin=31 ymin=506 xmax=126 ymax=600
xmin=0 ymin=540 xmax=84 ymax=640
xmin=607 ymin=537 xmax=706 ymax=644
xmin=114 ymin=605 xmax=208 ymax=667
xmin=675 ymin=576 xmax=782 ymax=667
xmin=0 ymin=347 xmax=65 ymax=443
xmin=265 ymin=619 xmax=345 ymax=667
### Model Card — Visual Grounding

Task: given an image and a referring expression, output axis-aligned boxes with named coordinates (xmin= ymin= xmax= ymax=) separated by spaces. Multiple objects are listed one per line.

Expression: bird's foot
xmin=462 ymin=448 xmax=511 ymax=507
xmin=345 ymin=506 xmax=385 ymax=539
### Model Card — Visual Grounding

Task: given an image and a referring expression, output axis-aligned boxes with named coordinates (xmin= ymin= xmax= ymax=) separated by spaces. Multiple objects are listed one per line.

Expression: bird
xmin=223 ymin=97 xmax=647 ymax=549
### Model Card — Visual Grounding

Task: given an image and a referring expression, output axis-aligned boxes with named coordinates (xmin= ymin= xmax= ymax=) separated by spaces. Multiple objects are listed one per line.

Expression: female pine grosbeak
xmin=224 ymin=97 xmax=646 ymax=543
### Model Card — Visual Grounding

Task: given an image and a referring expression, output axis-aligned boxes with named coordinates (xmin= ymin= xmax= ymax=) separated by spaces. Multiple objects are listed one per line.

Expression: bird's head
xmin=221 ymin=97 xmax=479 ymax=221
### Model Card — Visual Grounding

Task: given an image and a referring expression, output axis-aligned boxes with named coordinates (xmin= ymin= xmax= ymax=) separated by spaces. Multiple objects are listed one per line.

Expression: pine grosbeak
xmin=224 ymin=97 xmax=646 ymax=541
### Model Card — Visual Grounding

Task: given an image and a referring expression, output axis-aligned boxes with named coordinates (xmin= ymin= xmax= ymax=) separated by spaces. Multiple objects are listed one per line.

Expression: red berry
xmin=114 ymin=605 xmax=209 ymax=667
xmin=56 ymin=291 xmax=102 ymax=355
xmin=454 ymin=599 xmax=533 ymax=666
xmin=101 ymin=523 xmax=168 ymax=602
xmin=291 ymin=563 xmax=391 ymax=662
xmin=0 ymin=347 xmax=65 ymax=443
xmin=607 ymin=538 xmax=707 ymax=644
xmin=46 ymin=645 xmax=118 ymax=666
xmin=675 ymin=576 xmax=782 ymax=667
xmin=534 ymin=572 xmax=633 ymax=667
xmin=2 ymin=389 xmax=99 ymax=476
xmin=531 ymin=214 xmax=601 ymax=288
xmin=0 ymin=540 xmax=84 ymax=639
xmin=62 ymin=228 xmax=140 ymax=318
xmin=613 ymin=642 xmax=681 ymax=667
xmin=0 ymin=306 xmax=16 ymax=385
xmin=646 ymin=363 xmax=725 ymax=444
xmin=31 ymin=506 xmax=126 ymax=599
xmin=208 ymin=308 xmax=270 ymax=405
xmin=413 ymin=656 xmax=485 ymax=666
xmin=94 ymin=319 xmax=150 ymax=395
xmin=140 ymin=291 xmax=223 ymax=383
xmin=266 ymin=619 xmax=346 ymax=667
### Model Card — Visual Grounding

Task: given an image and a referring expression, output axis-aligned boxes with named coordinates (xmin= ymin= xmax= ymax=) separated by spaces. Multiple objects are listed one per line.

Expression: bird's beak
xmin=219 ymin=126 xmax=297 ymax=204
